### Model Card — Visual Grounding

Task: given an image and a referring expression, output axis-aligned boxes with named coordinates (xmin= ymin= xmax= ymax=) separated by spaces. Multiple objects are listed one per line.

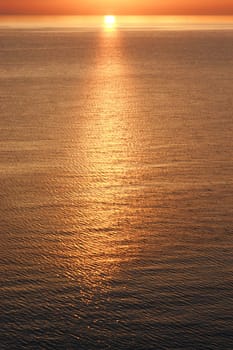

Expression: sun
xmin=104 ymin=15 xmax=116 ymax=28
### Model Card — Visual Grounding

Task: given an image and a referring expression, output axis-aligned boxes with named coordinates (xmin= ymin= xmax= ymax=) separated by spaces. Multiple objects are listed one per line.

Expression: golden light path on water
xmin=57 ymin=26 xmax=142 ymax=302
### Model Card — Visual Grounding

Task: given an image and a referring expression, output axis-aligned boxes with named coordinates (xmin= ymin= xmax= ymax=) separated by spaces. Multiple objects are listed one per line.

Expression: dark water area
xmin=0 ymin=27 xmax=233 ymax=349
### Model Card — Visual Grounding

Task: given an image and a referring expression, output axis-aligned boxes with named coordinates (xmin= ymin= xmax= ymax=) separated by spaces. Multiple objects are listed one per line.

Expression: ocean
xmin=0 ymin=18 xmax=233 ymax=349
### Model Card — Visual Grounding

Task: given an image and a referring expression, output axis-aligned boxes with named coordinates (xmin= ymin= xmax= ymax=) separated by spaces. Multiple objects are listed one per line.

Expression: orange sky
xmin=0 ymin=0 xmax=233 ymax=15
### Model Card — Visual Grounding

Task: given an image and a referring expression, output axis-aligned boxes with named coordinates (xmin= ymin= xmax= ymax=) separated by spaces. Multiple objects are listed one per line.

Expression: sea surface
xmin=0 ymin=20 xmax=233 ymax=349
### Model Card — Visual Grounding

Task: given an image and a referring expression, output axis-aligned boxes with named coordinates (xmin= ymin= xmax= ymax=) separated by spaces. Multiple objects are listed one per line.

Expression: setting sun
xmin=104 ymin=15 xmax=116 ymax=27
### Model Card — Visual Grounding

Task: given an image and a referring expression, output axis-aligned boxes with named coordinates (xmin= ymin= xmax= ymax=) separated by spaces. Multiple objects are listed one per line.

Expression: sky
xmin=0 ymin=0 xmax=233 ymax=15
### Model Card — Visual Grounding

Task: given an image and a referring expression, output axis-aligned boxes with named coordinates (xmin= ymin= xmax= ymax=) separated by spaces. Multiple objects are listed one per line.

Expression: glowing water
xmin=0 ymin=22 xmax=233 ymax=349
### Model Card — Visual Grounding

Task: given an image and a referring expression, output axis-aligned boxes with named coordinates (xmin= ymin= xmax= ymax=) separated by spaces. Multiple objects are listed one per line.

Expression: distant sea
xmin=0 ymin=17 xmax=233 ymax=350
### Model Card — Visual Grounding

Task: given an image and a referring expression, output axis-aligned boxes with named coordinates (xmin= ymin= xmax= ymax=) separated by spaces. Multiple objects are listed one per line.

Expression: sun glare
xmin=104 ymin=15 xmax=116 ymax=28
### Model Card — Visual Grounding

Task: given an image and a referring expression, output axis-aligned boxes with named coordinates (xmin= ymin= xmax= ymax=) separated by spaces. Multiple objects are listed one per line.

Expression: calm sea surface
xmin=0 ymin=24 xmax=233 ymax=349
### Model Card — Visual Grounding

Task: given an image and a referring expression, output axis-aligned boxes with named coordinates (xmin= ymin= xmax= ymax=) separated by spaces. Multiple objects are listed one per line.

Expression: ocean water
xmin=0 ymin=23 xmax=233 ymax=349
